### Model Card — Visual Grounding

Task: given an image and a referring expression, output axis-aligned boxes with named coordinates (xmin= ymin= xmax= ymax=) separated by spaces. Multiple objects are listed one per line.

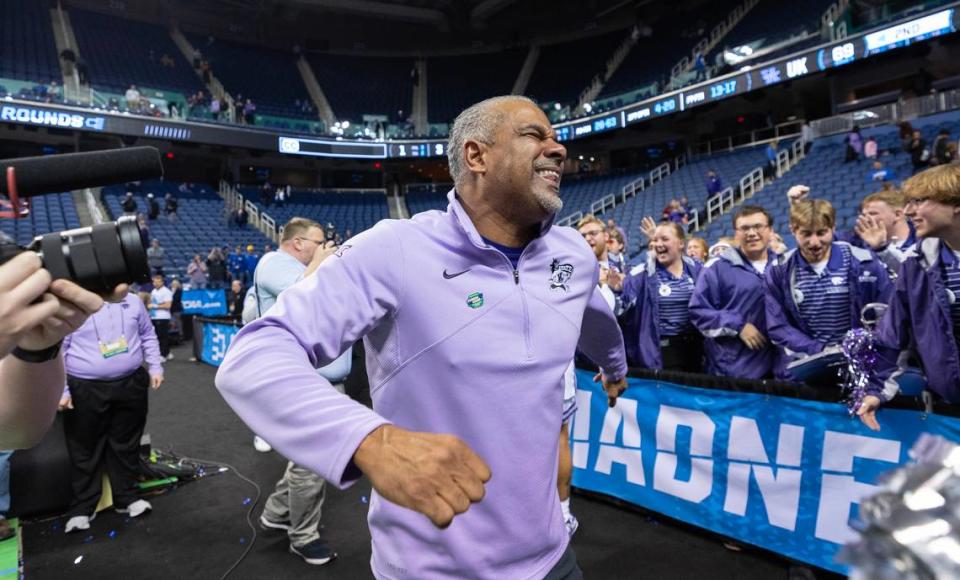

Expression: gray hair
xmin=447 ymin=95 xmax=538 ymax=185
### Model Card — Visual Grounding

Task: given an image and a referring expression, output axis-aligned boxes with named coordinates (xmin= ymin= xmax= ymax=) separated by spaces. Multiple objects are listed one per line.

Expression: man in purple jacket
xmin=765 ymin=199 xmax=893 ymax=383
xmin=860 ymin=165 xmax=960 ymax=430
xmin=690 ymin=205 xmax=779 ymax=379
xmin=216 ymin=95 xmax=628 ymax=579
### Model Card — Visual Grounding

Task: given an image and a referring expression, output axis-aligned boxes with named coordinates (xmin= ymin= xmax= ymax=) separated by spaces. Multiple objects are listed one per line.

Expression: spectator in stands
xmin=243 ymin=244 xmax=260 ymax=284
xmin=617 ymin=222 xmax=703 ymax=372
xmin=845 ymin=126 xmax=863 ymax=163
xmin=864 ymin=137 xmax=879 ymax=160
xmin=121 ymin=192 xmax=137 ymax=215
xmin=243 ymin=99 xmax=257 ymax=125
xmin=709 ymin=237 xmax=736 ymax=258
xmin=801 ymin=122 xmax=814 ymax=155
xmin=164 ymin=193 xmax=178 ymax=222
xmin=234 ymin=95 xmax=245 ymax=125
xmin=233 ymin=206 xmax=248 ymax=228
xmin=691 ymin=205 xmax=779 ymax=380
xmin=909 ymin=130 xmax=929 ymax=174
xmin=663 ymin=199 xmax=688 ymax=225
xmin=227 ymin=279 xmax=245 ymax=322
xmin=899 ymin=121 xmax=915 ymax=152
xmin=47 ymin=81 xmax=60 ymax=103
xmin=187 ymin=255 xmax=209 ymax=289
xmin=146 ymin=239 xmax=165 ymax=276
xmin=862 ymin=164 xmax=960 ymax=430
xmin=227 ymin=245 xmax=244 ymax=282
xmin=210 ymin=97 xmax=220 ymax=121
xmin=693 ymin=52 xmax=706 ymax=82
xmin=867 ymin=160 xmax=896 ymax=184
xmin=706 ymin=170 xmax=723 ymax=197
xmin=148 ymin=275 xmax=173 ymax=360
xmin=146 ymin=193 xmax=159 ymax=220
xmin=764 ymin=199 xmax=892 ymax=383
xmin=207 ymin=248 xmax=227 ymax=288
xmin=59 ymin=289 xmax=164 ymax=534
xmin=933 ymin=129 xmax=953 ymax=165
xmin=605 ymin=218 xmax=626 ymax=246
xmin=686 ymin=237 xmax=709 ymax=262
xmin=577 ymin=216 xmax=620 ymax=311
xmin=853 ymin=190 xmax=918 ymax=271
xmin=125 ymin=85 xmax=141 ymax=113
xmin=136 ymin=213 xmax=150 ymax=248
xmin=765 ymin=141 xmax=778 ymax=180
xmin=607 ymin=228 xmax=626 ymax=273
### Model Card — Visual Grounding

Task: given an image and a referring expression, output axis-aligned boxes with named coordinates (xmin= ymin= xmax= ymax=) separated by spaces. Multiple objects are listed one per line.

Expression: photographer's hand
xmin=0 ymin=252 xmax=62 ymax=358
xmin=16 ymin=276 xmax=108 ymax=351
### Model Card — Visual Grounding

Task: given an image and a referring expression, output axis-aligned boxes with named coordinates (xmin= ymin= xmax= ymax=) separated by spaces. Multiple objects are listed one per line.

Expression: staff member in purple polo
xmin=59 ymin=289 xmax=164 ymax=534
xmin=217 ymin=95 xmax=627 ymax=579
xmin=690 ymin=205 xmax=780 ymax=379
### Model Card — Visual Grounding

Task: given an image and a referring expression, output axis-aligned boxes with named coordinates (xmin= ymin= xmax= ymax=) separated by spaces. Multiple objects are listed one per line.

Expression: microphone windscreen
xmin=0 ymin=146 xmax=163 ymax=197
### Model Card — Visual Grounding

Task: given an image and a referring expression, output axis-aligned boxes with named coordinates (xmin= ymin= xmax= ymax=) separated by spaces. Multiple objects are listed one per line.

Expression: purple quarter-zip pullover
xmin=216 ymin=191 xmax=627 ymax=579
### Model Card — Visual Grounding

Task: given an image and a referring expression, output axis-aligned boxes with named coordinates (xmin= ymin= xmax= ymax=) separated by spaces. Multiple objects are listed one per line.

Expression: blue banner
xmin=200 ymin=321 xmax=239 ymax=366
xmin=181 ymin=289 xmax=227 ymax=316
xmin=570 ymin=369 xmax=960 ymax=574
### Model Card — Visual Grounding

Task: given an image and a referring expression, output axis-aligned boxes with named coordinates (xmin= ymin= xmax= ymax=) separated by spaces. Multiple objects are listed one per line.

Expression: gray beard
xmin=533 ymin=188 xmax=563 ymax=215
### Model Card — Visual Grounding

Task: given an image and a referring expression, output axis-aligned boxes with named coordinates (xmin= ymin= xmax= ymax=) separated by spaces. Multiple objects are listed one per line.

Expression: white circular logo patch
xmin=659 ymin=284 xmax=672 ymax=297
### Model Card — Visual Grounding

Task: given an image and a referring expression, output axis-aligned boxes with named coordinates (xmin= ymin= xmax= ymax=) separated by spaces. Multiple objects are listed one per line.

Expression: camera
xmin=0 ymin=216 xmax=150 ymax=293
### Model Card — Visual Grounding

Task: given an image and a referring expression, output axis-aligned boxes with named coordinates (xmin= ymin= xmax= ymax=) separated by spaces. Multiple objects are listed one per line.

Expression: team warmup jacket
xmin=689 ymin=248 xmax=779 ymax=379
xmin=619 ymin=254 xmax=702 ymax=369
xmin=764 ymin=242 xmax=893 ymax=375
xmin=871 ymin=238 xmax=960 ymax=403
xmin=216 ymin=190 xmax=628 ymax=580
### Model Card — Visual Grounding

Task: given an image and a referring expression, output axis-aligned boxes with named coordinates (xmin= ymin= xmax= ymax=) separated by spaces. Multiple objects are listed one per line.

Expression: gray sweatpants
xmin=261 ymin=382 xmax=344 ymax=548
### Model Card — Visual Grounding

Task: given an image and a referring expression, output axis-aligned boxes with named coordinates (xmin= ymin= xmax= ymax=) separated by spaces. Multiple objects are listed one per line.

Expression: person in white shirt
xmin=148 ymin=275 xmax=173 ymax=360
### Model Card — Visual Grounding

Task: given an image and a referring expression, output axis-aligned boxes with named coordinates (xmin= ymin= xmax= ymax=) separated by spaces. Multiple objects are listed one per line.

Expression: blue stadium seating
xmin=427 ymin=49 xmax=526 ymax=124
xmin=188 ymin=35 xmax=314 ymax=120
xmin=708 ymin=0 xmax=833 ymax=63
xmin=102 ymin=181 xmax=271 ymax=277
xmin=309 ymin=54 xmax=413 ymax=124
xmin=526 ymin=29 xmax=627 ymax=106
xmin=0 ymin=0 xmax=60 ymax=85
xmin=0 ymin=192 xmax=81 ymax=246
xmin=69 ymin=9 xmax=204 ymax=96
xmin=405 ymin=184 xmax=451 ymax=215
xmin=238 ymin=188 xmax=391 ymax=237
xmin=696 ymin=112 xmax=960 ymax=248
xmin=600 ymin=0 xmax=741 ymax=100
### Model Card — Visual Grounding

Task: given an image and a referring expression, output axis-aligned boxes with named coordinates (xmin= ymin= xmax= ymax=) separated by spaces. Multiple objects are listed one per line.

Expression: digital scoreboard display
xmin=389 ymin=141 xmax=446 ymax=158
xmin=556 ymin=114 xmax=620 ymax=141
xmin=278 ymin=136 xmax=386 ymax=159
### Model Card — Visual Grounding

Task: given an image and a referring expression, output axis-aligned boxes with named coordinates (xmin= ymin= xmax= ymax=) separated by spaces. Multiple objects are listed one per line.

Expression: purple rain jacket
xmin=689 ymin=247 xmax=779 ymax=379
xmin=871 ymin=238 xmax=960 ymax=403
xmin=618 ymin=253 xmax=702 ymax=369
xmin=764 ymin=242 xmax=893 ymax=375
xmin=215 ymin=190 xmax=627 ymax=579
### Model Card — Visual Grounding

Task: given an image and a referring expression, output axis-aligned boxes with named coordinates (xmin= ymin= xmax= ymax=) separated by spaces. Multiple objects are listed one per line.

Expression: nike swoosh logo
xmin=443 ymin=268 xmax=471 ymax=279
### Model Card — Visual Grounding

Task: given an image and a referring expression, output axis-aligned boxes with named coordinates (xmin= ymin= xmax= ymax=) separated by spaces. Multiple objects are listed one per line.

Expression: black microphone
xmin=0 ymin=146 xmax=164 ymax=197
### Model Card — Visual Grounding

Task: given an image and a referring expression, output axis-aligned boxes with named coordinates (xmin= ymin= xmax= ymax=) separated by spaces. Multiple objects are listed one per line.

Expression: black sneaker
xmin=290 ymin=539 xmax=337 ymax=566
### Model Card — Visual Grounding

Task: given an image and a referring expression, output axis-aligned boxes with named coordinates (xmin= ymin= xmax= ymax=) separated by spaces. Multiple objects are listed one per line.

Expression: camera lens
xmin=27 ymin=216 xmax=150 ymax=293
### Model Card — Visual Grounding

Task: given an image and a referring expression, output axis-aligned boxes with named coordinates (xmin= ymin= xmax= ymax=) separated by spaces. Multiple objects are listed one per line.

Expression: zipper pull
xmin=513 ymin=269 xmax=520 ymax=284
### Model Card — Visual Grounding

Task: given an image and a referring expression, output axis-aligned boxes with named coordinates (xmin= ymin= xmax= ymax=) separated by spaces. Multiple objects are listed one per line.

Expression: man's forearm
xmin=0 ymin=354 xmax=65 ymax=449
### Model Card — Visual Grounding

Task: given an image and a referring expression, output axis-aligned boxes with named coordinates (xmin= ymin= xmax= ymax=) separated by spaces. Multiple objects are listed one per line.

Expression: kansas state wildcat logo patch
xmin=549 ymin=258 xmax=574 ymax=292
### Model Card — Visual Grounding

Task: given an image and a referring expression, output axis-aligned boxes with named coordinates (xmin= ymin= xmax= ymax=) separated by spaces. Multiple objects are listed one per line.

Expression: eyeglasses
xmin=297 ymin=236 xmax=326 ymax=245
xmin=735 ymin=224 xmax=770 ymax=233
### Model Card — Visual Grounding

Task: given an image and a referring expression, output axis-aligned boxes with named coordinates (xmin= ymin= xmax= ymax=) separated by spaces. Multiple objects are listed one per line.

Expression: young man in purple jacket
xmin=860 ymin=165 xmax=960 ymax=430
xmin=216 ymin=95 xmax=628 ymax=580
xmin=765 ymin=199 xmax=893 ymax=383
xmin=690 ymin=205 xmax=780 ymax=379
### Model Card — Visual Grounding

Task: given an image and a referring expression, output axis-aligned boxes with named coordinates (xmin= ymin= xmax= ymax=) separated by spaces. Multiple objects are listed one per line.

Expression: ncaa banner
xmin=570 ymin=369 xmax=960 ymax=574
xmin=200 ymin=320 xmax=239 ymax=366
xmin=182 ymin=289 xmax=227 ymax=316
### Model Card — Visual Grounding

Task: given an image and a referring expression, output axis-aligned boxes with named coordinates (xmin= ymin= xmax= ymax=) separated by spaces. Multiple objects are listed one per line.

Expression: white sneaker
xmin=116 ymin=499 xmax=152 ymax=518
xmin=565 ymin=514 xmax=579 ymax=537
xmin=253 ymin=436 xmax=272 ymax=453
xmin=166 ymin=353 xmax=175 ymax=361
xmin=65 ymin=514 xmax=95 ymax=534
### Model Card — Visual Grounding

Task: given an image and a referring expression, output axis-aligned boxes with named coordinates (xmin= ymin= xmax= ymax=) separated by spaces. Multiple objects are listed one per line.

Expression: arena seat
xmin=405 ymin=184 xmax=452 ymax=215
xmin=238 ymin=188 xmax=391 ymax=238
xmin=69 ymin=9 xmax=204 ymax=96
xmin=427 ymin=49 xmax=526 ymax=125
xmin=102 ymin=181 xmax=272 ymax=278
xmin=0 ymin=0 xmax=60 ymax=85
xmin=526 ymin=29 xmax=627 ymax=106
xmin=308 ymin=54 xmax=413 ymax=125
xmin=0 ymin=192 xmax=81 ymax=246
